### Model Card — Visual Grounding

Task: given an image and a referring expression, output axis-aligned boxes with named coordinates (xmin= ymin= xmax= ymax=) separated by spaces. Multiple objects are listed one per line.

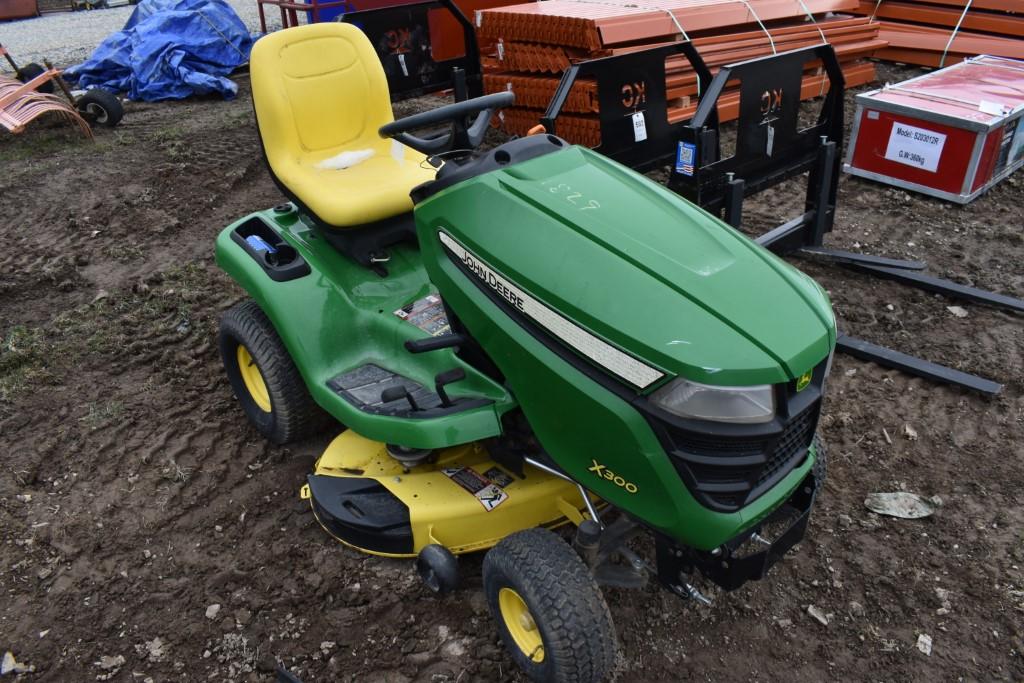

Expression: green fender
xmin=215 ymin=207 xmax=516 ymax=450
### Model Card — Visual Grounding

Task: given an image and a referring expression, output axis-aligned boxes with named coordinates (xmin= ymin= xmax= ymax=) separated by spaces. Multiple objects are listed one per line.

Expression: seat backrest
xmin=250 ymin=23 xmax=395 ymax=169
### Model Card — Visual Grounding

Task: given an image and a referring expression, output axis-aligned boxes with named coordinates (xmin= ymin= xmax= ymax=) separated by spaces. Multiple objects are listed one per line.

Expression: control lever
xmin=434 ymin=368 xmax=466 ymax=408
xmin=404 ymin=334 xmax=467 ymax=354
xmin=381 ymin=385 xmax=420 ymax=411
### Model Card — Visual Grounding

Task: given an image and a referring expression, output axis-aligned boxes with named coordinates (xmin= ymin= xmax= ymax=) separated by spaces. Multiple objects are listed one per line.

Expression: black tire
xmin=76 ymin=89 xmax=123 ymax=127
xmin=218 ymin=299 xmax=328 ymax=445
xmin=812 ymin=433 xmax=827 ymax=489
xmin=417 ymin=544 xmax=459 ymax=595
xmin=16 ymin=63 xmax=55 ymax=94
xmin=483 ymin=528 xmax=617 ymax=683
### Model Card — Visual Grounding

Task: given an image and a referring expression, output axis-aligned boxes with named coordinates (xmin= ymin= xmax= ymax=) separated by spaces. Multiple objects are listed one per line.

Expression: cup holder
xmin=230 ymin=217 xmax=310 ymax=282
xmin=265 ymin=243 xmax=298 ymax=268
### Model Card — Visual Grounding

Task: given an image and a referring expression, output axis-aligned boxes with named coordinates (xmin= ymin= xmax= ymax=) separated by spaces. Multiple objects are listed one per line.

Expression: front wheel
xmin=811 ymin=433 xmax=827 ymax=489
xmin=483 ymin=528 xmax=617 ymax=683
xmin=218 ymin=299 xmax=328 ymax=444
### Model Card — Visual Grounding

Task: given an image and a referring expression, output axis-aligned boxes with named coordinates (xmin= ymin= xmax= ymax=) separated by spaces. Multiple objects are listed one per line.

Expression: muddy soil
xmin=1 ymin=64 xmax=1022 ymax=682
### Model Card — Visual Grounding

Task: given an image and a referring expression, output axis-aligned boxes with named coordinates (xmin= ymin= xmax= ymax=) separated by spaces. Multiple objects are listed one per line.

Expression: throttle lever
xmin=434 ymin=368 xmax=466 ymax=408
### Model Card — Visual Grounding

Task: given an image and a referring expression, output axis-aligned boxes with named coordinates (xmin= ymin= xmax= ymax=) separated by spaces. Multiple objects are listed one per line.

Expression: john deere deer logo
xmin=760 ymin=88 xmax=783 ymax=115
xmin=621 ymin=81 xmax=647 ymax=109
xmin=796 ymin=370 xmax=813 ymax=392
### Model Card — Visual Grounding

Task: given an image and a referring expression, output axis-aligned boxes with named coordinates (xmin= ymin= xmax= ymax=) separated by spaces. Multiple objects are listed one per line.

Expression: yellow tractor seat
xmin=250 ymin=23 xmax=436 ymax=228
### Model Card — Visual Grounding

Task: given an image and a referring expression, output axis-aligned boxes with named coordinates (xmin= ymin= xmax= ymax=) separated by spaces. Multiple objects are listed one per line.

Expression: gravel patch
xmin=0 ymin=0 xmax=284 ymax=71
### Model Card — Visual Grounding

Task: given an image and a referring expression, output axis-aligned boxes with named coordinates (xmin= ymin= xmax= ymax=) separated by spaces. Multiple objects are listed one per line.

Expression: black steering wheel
xmin=379 ymin=91 xmax=514 ymax=156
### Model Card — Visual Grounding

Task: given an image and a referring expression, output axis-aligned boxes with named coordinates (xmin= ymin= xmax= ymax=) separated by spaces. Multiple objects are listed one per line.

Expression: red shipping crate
xmin=845 ymin=55 xmax=1024 ymax=203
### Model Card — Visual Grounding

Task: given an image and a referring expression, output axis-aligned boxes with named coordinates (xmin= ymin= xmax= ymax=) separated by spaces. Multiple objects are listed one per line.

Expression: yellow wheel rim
xmin=237 ymin=344 xmax=271 ymax=413
xmin=498 ymin=588 xmax=544 ymax=663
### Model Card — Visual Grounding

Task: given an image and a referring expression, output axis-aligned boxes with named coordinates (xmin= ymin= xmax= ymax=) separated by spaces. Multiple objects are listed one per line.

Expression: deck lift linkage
xmin=542 ymin=43 xmax=1021 ymax=396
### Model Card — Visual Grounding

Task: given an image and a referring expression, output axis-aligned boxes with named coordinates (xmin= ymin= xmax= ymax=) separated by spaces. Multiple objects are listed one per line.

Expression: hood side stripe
xmin=438 ymin=230 xmax=665 ymax=390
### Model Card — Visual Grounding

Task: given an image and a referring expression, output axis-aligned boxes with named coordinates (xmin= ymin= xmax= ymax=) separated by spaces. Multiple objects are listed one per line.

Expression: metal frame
xmin=256 ymin=0 xmax=352 ymax=33
xmin=342 ymin=0 xmax=483 ymax=101
xmin=669 ymin=44 xmax=845 ymax=253
xmin=540 ymin=42 xmax=713 ymax=171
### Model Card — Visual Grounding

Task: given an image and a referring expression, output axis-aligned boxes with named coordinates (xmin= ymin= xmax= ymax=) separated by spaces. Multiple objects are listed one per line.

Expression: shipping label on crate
xmin=884 ymin=122 xmax=947 ymax=173
xmin=1000 ymin=118 xmax=1024 ymax=172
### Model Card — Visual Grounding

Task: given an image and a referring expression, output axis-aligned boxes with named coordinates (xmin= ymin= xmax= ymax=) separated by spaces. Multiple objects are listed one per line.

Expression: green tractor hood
xmin=416 ymin=144 xmax=835 ymax=389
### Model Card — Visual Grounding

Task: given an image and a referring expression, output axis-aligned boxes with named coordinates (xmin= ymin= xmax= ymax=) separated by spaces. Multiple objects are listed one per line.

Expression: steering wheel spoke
xmin=379 ymin=92 xmax=514 ymax=157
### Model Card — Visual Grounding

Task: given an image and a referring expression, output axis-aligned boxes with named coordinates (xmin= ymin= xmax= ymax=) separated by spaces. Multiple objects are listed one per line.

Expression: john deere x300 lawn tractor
xmin=214 ymin=22 xmax=836 ymax=683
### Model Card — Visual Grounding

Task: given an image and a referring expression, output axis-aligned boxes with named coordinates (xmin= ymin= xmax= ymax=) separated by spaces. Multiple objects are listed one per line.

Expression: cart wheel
xmin=811 ymin=434 xmax=827 ymax=489
xmin=417 ymin=544 xmax=459 ymax=595
xmin=219 ymin=299 xmax=329 ymax=444
xmin=483 ymin=528 xmax=617 ymax=683
xmin=16 ymin=63 xmax=54 ymax=94
xmin=76 ymin=89 xmax=123 ymax=127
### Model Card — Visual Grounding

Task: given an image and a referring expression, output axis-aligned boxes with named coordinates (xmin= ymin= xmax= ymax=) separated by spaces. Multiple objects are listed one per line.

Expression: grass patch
xmin=79 ymin=400 xmax=125 ymax=430
xmin=0 ymin=127 xmax=112 ymax=164
xmin=0 ymin=325 xmax=50 ymax=402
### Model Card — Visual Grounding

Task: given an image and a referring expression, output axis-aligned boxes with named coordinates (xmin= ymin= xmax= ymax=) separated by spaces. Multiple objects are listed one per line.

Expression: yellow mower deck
xmin=301 ymin=431 xmax=592 ymax=557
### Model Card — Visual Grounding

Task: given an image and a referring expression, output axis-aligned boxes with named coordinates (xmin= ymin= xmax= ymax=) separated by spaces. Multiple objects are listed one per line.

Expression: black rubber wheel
xmin=416 ymin=544 xmax=459 ymax=595
xmin=16 ymin=63 xmax=54 ymax=94
xmin=812 ymin=433 xmax=827 ymax=489
xmin=218 ymin=299 xmax=328 ymax=444
xmin=483 ymin=528 xmax=617 ymax=683
xmin=76 ymin=89 xmax=123 ymax=127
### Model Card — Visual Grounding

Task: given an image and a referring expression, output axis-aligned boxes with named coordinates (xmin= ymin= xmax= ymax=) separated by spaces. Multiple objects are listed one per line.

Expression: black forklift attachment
xmin=541 ymin=42 xmax=712 ymax=171
xmin=669 ymin=44 xmax=843 ymax=252
xmin=650 ymin=43 xmax=1014 ymax=395
xmin=342 ymin=0 xmax=482 ymax=101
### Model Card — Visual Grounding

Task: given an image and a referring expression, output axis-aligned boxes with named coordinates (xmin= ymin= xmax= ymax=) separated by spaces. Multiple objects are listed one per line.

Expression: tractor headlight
xmin=650 ymin=378 xmax=775 ymax=424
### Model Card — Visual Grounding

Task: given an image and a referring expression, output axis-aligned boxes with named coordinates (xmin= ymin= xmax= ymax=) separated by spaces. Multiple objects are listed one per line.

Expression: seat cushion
xmin=250 ymin=23 xmax=436 ymax=228
xmin=280 ymin=138 xmax=435 ymax=226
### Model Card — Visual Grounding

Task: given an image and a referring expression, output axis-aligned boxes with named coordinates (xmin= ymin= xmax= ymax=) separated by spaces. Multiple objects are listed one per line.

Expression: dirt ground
xmin=1 ymin=63 xmax=1022 ymax=682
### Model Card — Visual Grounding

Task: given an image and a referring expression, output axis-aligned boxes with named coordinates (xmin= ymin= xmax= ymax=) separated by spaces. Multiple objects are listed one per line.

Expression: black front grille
xmin=755 ymin=405 xmax=816 ymax=489
xmin=643 ymin=358 xmax=828 ymax=513
xmin=665 ymin=403 xmax=818 ymax=511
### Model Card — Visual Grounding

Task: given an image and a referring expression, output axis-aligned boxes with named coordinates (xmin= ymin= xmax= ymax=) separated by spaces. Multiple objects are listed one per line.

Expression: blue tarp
xmin=65 ymin=0 xmax=254 ymax=101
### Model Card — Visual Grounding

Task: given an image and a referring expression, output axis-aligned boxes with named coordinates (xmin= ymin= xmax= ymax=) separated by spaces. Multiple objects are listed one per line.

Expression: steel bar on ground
xmin=844 ymin=264 xmax=1024 ymax=314
xmin=836 ymin=334 xmax=1003 ymax=396
xmin=799 ymin=247 xmax=926 ymax=270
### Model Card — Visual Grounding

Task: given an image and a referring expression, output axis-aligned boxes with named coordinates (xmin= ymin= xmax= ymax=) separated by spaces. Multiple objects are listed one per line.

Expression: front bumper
xmin=655 ymin=459 xmax=819 ymax=592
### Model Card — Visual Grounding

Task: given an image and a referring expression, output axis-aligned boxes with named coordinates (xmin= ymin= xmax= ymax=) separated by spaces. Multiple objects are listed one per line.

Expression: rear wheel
xmin=76 ymin=89 xmax=123 ymax=127
xmin=483 ymin=528 xmax=617 ymax=683
xmin=218 ymin=299 xmax=328 ymax=444
xmin=15 ymin=63 xmax=54 ymax=94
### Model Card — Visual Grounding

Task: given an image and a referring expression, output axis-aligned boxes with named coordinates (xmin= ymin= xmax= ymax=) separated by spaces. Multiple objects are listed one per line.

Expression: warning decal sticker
xmin=475 ymin=484 xmax=508 ymax=511
xmin=483 ymin=466 xmax=514 ymax=488
xmin=394 ymin=294 xmax=450 ymax=337
xmin=884 ymin=122 xmax=947 ymax=173
xmin=442 ymin=467 xmax=510 ymax=511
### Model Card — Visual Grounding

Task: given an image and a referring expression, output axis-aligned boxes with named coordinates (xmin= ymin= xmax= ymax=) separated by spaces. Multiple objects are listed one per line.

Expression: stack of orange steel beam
xmin=476 ymin=0 xmax=885 ymax=145
xmin=853 ymin=0 xmax=1024 ymax=67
